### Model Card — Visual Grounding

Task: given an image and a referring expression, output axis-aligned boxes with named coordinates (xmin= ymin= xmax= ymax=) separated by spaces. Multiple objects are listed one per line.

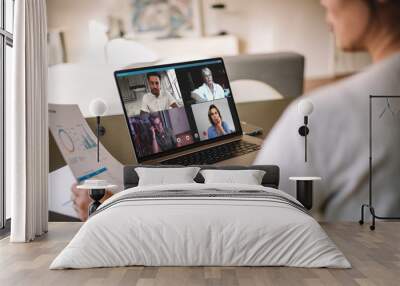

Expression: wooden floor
xmin=0 ymin=222 xmax=399 ymax=286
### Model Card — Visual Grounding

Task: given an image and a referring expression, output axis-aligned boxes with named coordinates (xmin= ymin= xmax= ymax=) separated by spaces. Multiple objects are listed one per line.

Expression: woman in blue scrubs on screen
xmin=207 ymin=105 xmax=232 ymax=139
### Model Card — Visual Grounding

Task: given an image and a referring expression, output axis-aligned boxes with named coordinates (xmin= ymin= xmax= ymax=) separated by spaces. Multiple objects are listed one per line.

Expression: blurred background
xmin=45 ymin=0 xmax=374 ymax=221
xmin=47 ymin=0 xmax=371 ymax=80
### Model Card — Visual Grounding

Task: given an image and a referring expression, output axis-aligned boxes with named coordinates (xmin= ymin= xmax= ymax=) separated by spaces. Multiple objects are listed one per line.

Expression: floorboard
xmin=0 ymin=222 xmax=399 ymax=286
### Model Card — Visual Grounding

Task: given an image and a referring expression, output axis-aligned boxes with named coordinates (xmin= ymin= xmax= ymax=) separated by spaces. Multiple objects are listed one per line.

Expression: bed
xmin=50 ymin=165 xmax=350 ymax=269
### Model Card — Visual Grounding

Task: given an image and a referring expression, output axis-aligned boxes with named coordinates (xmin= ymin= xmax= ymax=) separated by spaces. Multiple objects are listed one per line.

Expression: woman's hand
xmin=150 ymin=126 xmax=156 ymax=139
xmin=71 ymin=183 xmax=113 ymax=221
xmin=71 ymin=183 xmax=91 ymax=221
xmin=215 ymin=122 xmax=225 ymax=135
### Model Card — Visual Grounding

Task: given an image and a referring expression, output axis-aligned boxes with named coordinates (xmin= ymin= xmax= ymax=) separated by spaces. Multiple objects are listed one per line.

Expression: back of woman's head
xmin=367 ymin=0 xmax=400 ymax=32
xmin=321 ymin=0 xmax=400 ymax=55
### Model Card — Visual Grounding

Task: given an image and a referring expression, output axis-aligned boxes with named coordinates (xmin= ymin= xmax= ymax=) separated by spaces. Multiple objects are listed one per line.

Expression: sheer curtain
xmin=8 ymin=0 xmax=48 ymax=242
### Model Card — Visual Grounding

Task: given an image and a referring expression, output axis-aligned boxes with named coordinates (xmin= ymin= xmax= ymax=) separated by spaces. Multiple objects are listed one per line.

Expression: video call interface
xmin=115 ymin=59 xmax=241 ymax=160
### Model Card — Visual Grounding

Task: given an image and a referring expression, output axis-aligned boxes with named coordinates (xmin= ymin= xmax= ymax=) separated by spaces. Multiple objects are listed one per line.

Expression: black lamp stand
xmin=296 ymin=180 xmax=313 ymax=210
xmin=359 ymin=95 xmax=400 ymax=230
xmin=298 ymin=116 xmax=310 ymax=162
xmin=88 ymin=188 xmax=106 ymax=216
xmin=96 ymin=116 xmax=100 ymax=162
xmin=95 ymin=116 xmax=106 ymax=162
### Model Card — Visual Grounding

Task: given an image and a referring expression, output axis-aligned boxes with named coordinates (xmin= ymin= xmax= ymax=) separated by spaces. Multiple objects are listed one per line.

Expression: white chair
xmin=105 ymin=38 xmax=159 ymax=68
xmin=87 ymin=20 xmax=159 ymax=68
xmin=87 ymin=20 xmax=109 ymax=64
xmin=48 ymin=63 xmax=124 ymax=117
xmin=230 ymin=79 xmax=283 ymax=103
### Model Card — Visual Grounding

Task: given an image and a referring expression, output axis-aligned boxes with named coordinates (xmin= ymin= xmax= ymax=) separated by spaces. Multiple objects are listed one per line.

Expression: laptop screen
xmin=114 ymin=58 xmax=242 ymax=163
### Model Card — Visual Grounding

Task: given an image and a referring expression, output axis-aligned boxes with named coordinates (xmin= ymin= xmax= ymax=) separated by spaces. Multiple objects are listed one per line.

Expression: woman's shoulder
xmin=307 ymin=53 xmax=400 ymax=102
xmin=221 ymin=121 xmax=230 ymax=128
xmin=207 ymin=125 xmax=216 ymax=137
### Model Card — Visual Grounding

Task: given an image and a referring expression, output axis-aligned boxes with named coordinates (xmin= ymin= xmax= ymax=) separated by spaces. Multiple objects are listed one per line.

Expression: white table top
xmin=289 ymin=177 xmax=322 ymax=181
xmin=77 ymin=184 xmax=117 ymax=190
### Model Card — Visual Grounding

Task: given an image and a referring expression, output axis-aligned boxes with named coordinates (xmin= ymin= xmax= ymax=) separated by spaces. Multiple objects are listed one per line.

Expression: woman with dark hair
xmin=207 ymin=104 xmax=232 ymax=139
xmin=255 ymin=0 xmax=400 ymax=220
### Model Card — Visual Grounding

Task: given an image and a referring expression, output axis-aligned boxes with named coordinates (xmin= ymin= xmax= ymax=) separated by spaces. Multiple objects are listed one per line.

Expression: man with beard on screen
xmin=140 ymin=72 xmax=178 ymax=114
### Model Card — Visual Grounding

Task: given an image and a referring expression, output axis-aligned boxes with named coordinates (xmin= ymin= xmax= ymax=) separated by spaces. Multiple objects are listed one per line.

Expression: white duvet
xmin=50 ymin=183 xmax=350 ymax=269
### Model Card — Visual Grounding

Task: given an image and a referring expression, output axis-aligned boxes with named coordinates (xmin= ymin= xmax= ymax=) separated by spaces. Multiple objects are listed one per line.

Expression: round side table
xmin=77 ymin=184 xmax=117 ymax=216
xmin=289 ymin=177 xmax=321 ymax=210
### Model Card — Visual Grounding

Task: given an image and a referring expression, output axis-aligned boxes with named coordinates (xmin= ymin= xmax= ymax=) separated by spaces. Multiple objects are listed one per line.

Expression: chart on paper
xmin=49 ymin=104 xmax=124 ymax=189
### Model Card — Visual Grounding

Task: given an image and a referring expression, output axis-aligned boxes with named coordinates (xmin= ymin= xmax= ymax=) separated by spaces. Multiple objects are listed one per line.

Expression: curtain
xmin=9 ymin=0 xmax=48 ymax=242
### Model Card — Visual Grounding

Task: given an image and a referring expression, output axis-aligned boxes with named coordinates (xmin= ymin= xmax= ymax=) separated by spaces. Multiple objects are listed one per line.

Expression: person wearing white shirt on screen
xmin=191 ymin=67 xmax=225 ymax=103
xmin=140 ymin=72 xmax=178 ymax=114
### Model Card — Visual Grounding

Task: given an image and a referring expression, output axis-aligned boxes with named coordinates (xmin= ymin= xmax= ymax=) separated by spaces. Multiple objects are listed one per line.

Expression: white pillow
xmin=200 ymin=169 xmax=266 ymax=185
xmin=135 ymin=167 xmax=201 ymax=186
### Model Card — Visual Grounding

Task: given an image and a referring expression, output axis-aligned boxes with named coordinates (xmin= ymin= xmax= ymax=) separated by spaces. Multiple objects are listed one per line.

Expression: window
xmin=1 ymin=0 xmax=14 ymax=230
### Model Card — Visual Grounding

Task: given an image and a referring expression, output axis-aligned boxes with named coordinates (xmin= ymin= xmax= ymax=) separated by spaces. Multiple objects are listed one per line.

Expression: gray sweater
xmin=254 ymin=52 xmax=400 ymax=221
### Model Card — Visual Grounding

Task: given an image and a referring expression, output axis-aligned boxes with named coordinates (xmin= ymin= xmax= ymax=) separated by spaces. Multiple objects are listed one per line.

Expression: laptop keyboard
xmin=161 ymin=140 xmax=261 ymax=166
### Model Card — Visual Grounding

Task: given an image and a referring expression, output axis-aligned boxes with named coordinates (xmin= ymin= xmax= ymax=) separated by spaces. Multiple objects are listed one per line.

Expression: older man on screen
xmin=141 ymin=72 xmax=178 ymax=114
xmin=191 ymin=67 xmax=225 ymax=103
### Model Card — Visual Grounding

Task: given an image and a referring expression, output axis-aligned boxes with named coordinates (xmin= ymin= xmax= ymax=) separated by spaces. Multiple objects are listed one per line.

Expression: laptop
xmin=114 ymin=58 xmax=261 ymax=165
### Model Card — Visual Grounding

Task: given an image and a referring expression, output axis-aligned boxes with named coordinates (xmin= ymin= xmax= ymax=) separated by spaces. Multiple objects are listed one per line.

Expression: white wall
xmin=47 ymin=0 xmax=132 ymax=63
xmin=47 ymin=0 xmax=368 ymax=78
xmin=202 ymin=0 xmax=334 ymax=77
